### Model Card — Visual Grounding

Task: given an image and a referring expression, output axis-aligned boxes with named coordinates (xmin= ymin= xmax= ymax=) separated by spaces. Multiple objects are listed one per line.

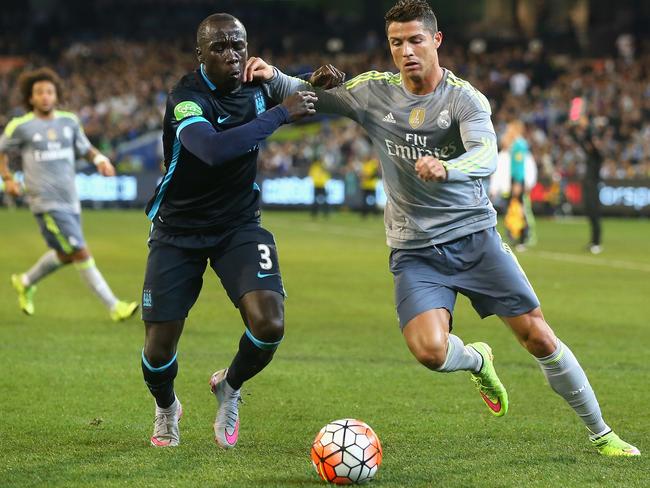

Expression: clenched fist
xmin=309 ymin=64 xmax=346 ymax=89
xmin=415 ymin=156 xmax=447 ymax=182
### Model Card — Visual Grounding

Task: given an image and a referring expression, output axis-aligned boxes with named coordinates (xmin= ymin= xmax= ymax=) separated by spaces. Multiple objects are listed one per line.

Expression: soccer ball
xmin=311 ymin=418 xmax=382 ymax=484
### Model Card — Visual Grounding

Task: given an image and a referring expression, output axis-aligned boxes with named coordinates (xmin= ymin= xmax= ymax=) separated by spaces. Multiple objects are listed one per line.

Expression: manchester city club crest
xmin=408 ymin=107 xmax=426 ymax=129
xmin=437 ymin=109 xmax=451 ymax=129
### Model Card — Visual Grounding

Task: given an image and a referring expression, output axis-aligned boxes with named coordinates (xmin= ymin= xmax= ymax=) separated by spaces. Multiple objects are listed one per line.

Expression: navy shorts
xmin=142 ymin=221 xmax=285 ymax=322
xmin=390 ymin=227 xmax=540 ymax=329
xmin=34 ymin=210 xmax=86 ymax=255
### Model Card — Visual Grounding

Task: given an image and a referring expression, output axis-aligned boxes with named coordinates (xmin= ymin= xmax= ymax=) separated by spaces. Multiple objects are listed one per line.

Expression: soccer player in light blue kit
xmin=247 ymin=0 xmax=639 ymax=457
xmin=0 ymin=68 xmax=138 ymax=321
xmin=503 ymin=120 xmax=536 ymax=249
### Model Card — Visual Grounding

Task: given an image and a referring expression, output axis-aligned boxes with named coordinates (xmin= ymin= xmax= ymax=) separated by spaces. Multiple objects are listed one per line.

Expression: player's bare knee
xmin=524 ymin=323 xmax=557 ymax=357
xmin=71 ymin=248 xmax=90 ymax=262
xmin=250 ymin=314 xmax=284 ymax=343
xmin=143 ymin=320 xmax=183 ymax=365
xmin=56 ymin=251 xmax=74 ymax=263
xmin=413 ymin=343 xmax=447 ymax=370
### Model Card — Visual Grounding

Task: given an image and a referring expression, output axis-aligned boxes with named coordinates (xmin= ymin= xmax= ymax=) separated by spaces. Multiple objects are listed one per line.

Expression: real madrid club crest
xmin=408 ymin=107 xmax=426 ymax=129
xmin=437 ymin=109 xmax=451 ymax=129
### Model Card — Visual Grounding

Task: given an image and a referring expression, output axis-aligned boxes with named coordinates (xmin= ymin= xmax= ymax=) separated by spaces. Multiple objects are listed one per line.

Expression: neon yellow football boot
xmin=468 ymin=342 xmax=509 ymax=417
xmin=110 ymin=300 xmax=139 ymax=322
xmin=11 ymin=274 xmax=36 ymax=316
xmin=590 ymin=431 xmax=640 ymax=457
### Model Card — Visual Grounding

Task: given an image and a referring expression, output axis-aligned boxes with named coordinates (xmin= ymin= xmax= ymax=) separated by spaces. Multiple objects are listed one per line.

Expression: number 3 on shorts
xmin=258 ymin=244 xmax=272 ymax=270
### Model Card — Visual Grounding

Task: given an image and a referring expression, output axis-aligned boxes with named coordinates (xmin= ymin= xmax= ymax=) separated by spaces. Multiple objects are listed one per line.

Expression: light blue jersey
xmin=510 ymin=137 xmax=529 ymax=184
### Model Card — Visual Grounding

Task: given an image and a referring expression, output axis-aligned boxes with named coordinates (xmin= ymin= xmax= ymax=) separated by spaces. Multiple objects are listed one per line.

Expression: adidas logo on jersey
xmin=382 ymin=112 xmax=397 ymax=124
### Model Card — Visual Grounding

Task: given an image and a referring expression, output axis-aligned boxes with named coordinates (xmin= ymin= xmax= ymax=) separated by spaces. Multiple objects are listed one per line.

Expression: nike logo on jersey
xmin=382 ymin=112 xmax=397 ymax=124
xmin=217 ymin=114 xmax=231 ymax=123
xmin=257 ymin=271 xmax=279 ymax=279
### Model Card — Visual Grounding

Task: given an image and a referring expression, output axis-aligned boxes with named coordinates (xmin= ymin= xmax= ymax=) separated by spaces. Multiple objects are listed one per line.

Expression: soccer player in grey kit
xmin=1 ymin=68 xmax=138 ymax=322
xmin=247 ymin=0 xmax=639 ymax=456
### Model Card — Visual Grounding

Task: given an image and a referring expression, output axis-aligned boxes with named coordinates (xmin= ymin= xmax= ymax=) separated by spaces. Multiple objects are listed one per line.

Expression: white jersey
xmin=266 ymin=68 xmax=498 ymax=249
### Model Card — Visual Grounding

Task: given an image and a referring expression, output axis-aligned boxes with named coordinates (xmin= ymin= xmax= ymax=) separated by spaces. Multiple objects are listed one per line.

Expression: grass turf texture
xmin=1 ymin=209 xmax=648 ymax=487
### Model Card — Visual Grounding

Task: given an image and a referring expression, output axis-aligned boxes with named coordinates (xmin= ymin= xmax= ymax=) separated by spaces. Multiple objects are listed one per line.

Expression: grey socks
xmin=536 ymin=339 xmax=609 ymax=436
xmin=437 ymin=334 xmax=483 ymax=373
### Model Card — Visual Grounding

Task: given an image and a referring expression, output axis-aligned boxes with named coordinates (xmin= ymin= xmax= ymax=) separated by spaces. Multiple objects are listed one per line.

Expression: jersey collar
xmin=200 ymin=64 xmax=217 ymax=91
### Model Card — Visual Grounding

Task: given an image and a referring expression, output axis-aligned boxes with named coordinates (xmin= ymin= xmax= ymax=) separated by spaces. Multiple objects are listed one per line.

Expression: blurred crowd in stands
xmin=1 ymin=34 xmax=648 ymax=182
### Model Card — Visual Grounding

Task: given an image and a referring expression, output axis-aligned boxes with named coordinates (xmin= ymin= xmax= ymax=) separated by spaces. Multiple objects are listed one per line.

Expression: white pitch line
xmin=270 ymin=220 xmax=650 ymax=273
xmin=526 ymin=250 xmax=650 ymax=273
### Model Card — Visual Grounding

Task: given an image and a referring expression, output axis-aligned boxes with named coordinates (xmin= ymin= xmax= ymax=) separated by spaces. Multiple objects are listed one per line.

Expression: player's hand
xmin=310 ymin=65 xmax=346 ymax=89
xmin=244 ymin=56 xmax=274 ymax=83
xmin=97 ymin=159 xmax=116 ymax=177
xmin=282 ymin=91 xmax=318 ymax=121
xmin=415 ymin=156 xmax=447 ymax=182
xmin=3 ymin=179 xmax=21 ymax=197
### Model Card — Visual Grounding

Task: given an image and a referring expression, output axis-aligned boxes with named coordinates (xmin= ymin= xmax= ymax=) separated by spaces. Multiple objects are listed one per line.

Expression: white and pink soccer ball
xmin=311 ymin=419 xmax=382 ymax=484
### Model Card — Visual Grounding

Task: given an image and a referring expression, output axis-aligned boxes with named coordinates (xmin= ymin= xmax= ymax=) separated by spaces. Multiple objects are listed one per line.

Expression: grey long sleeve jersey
xmin=265 ymin=68 xmax=498 ymax=249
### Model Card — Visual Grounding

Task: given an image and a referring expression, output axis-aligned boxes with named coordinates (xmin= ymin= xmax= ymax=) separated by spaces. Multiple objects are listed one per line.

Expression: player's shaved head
xmin=385 ymin=0 xmax=438 ymax=36
xmin=195 ymin=13 xmax=249 ymax=92
xmin=196 ymin=13 xmax=247 ymax=47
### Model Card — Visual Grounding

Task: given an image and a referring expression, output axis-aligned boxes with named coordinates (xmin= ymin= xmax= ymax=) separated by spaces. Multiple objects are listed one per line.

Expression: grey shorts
xmin=34 ymin=210 xmax=86 ymax=255
xmin=390 ymin=227 xmax=540 ymax=329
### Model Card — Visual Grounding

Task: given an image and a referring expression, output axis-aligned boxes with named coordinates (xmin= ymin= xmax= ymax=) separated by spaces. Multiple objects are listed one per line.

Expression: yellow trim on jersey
xmin=345 ymin=71 xmax=401 ymax=90
xmin=289 ymin=75 xmax=312 ymax=87
xmin=446 ymin=73 xmax=491 ymax=112
xmin=458 ymin=138 xmax=496 ymax=172
xmin=54 ymin=110 xmax=80 ymax=123
xmin=444 ymin=137 xmax=495 ymax=174
xmin=453 ymin=138 xmax=494 ymax=172
xmin=3 ymin=112 xmax=35 ymax=137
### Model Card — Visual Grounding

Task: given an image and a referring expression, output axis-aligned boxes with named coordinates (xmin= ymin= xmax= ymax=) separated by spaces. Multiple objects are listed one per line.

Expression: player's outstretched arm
xmin=177 ymin=92 xmax=316 ymax=168
xmin=245 ymin=58 xmax=362 ymax=121
xmin=244 ymin=58 xmax=345 ymax=89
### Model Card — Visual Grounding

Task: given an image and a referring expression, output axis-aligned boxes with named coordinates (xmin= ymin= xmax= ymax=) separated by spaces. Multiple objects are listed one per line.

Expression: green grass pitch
xmin=1 ymin=209 xmax=648 ymax=487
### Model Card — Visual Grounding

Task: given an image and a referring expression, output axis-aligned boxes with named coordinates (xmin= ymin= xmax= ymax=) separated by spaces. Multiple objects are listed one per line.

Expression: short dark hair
xmin=385 ymin=0 xmax=438 ymax=35
xmin=196 ymin=13 xmax=246 ymax=46
xmin=18 ymin=67 xmax=63 ymax=111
